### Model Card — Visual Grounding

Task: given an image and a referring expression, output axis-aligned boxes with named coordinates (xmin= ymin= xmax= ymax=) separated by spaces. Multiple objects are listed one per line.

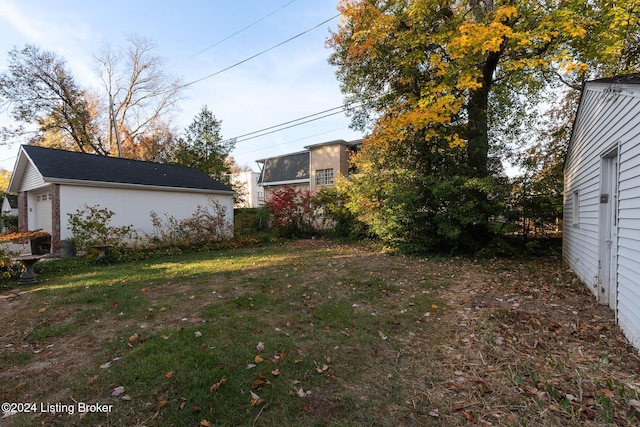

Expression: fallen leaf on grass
xmin=316 ymin=364 xmax=329 ymax=373
xmin=271 ymin=369 xmax=280 ymax=377
xmin=210 ymin=377 xmax=226 ymax=395
xmin=128 ymin=333 xmax=139 ymax=343
xmin=165 ymin=371 xmax=174 ymax=379
xmin=256 ymin=341 xmax=265 ymax=351
xmin=254 ymin=355 xmax=264 ymax=363
xmin=110 ymin=386 xmax=125 ymax=397
xmin=159 ymin=400 xmax=168 ymax=407
xmin=100 ymin=361 xmax=111 ymax=369
xmin=476 ymin=380 xmax=492 ymax=394
xmin=429 ymin=408 xmax=439 ymax=417
xmin=87 ymin=375 xmax=99 ymax=387
xmin=200 ymin=420 xmax=212 ymax=427
xmin=580 ymin=405 xmax=595 ymax=419
xmin=194 ymin=331 xmax=202 ymax=338
xmin=250 ymin=391 xmax=264 ymax=406
xmin=38 ymin=307 xmax=46 ymax=313
xmin=601 ymin=388 xmax=615 ymax=398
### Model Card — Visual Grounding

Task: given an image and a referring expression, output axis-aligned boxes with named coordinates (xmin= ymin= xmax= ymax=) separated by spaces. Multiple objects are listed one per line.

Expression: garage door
xmin=35 ymin=191 xmax=52 ymax=232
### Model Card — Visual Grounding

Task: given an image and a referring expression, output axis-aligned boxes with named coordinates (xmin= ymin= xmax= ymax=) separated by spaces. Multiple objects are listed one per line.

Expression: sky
xmin=0 ymin=0 xmax=363 ymax=172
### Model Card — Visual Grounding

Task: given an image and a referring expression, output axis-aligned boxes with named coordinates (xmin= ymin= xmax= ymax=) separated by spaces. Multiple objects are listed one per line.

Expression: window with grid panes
xmin=315 ymin=168 xmax=334 ymax=186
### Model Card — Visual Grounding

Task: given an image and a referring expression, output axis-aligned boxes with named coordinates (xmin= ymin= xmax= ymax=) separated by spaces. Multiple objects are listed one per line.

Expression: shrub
xmin=264 ymin=185 xmax=316 ymax=237
xmin=310 ymin=185 xmax=367 ymax=238
xmin=234 ymin=207 xmax=270 ymax=238
xmin=67 ymin=204 xmax=137 ymax=253
xmin=148 ymin=199 xmax=232 ymax=249
xmin=1 ymin=214 xmax=18 ymax=231
xmin=0 ymin=244 xmax=21 ymax=281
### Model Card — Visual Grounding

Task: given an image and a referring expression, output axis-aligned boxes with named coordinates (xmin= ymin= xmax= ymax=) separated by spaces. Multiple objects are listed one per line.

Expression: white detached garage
xmin=8 ymin=145 xmax=234 ymax=249
xmin=563 ymin=73 xmax=640 ymax=350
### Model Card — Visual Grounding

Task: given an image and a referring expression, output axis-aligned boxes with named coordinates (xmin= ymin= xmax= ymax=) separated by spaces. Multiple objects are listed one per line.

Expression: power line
xmin=220 ymin=101 xmax=358 ymax=145
xmin=235 ymin=109 xmax=347 ymax=143
xmin=232 ymin=105 xmax=347 ymax=140
xmin=182 ymin=14 xmax=340 ymax=89
xmin=233 ymin=126 xmax=349 ymax=156
xmin=188 ymin=0 xmax=298 ymax=59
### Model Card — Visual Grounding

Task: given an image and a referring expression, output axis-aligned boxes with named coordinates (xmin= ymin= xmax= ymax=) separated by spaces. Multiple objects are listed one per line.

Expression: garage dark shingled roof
xmin=21 ymin=145 xmax=233 ymax=193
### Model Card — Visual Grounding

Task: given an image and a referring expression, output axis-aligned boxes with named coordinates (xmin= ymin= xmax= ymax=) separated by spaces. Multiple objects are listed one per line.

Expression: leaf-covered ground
xmin=1 ymin=240 xmax=639 ymax=426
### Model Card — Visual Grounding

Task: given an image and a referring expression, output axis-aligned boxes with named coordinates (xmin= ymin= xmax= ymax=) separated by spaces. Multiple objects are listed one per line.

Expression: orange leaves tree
xmin=327 ymin=0 xmax=640 ymax=253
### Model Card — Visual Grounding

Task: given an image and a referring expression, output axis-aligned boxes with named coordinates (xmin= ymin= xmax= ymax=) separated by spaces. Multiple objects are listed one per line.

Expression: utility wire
xmin=234 ymin=126 xmax=349 ymax=156
xmin=189 ymin=0 xmax=297 ymax=58
xmin=232 ymin=105 xmax=347 ymax=140
xmin=182 ymin=14 xmax=340 ymax=88
xmin=221 ymin=100 xmax=358 ymax=145
xmin=235 ymin=109 xmax=347 ymax=143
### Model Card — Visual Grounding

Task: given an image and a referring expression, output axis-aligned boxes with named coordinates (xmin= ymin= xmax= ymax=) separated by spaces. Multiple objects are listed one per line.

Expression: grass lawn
xmin=1 ymin=240 xmax=639 ymax=426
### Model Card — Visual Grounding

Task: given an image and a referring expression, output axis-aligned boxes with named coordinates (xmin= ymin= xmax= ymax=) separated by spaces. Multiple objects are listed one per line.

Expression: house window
xmin=572 ymin=190 xmax=579 ymax=226
xmin=316 ymin=168 xmax=334 ymax=186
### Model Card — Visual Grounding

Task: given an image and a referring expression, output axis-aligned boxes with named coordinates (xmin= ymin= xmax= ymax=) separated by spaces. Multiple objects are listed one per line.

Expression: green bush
xmin=148 ymin=199 xmax=232 ymax=249
xmin=234 ymin=207 xmax=270 ymax=238
xmin=67 ymin=204 xmax=137 ymax=253
xmin=310 ymin=186 xmax=367 ymax=238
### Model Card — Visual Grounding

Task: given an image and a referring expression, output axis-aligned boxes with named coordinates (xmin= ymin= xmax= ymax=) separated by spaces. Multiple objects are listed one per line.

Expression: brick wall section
xmin=51 ymin=184 xmax=61 ymax=244
xmin=18 ymin=192 xmax=27 ymax=231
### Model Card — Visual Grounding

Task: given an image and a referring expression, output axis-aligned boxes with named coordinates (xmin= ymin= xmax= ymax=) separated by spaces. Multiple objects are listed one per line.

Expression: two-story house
xmin=256 ymin=139 xmax=361 ymax=200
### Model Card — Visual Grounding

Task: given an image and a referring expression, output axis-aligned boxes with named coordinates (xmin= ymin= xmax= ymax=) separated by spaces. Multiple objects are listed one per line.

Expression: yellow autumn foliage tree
xmin=327 ymin=0 xmax=640 ymax=253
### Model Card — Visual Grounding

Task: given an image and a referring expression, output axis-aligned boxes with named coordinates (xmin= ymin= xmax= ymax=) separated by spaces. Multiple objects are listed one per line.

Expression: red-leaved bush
xmin=264 ymin=185 xmax=315 ymax=236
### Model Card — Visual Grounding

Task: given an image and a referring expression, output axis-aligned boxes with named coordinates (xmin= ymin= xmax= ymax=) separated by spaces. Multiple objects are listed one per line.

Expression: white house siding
xmin=19 ymin=162 xmax=47 ymax=191
xmin=615 ymin=115 xmax=640 ymax=347
xmin=564 ymin=81 xmax=640 ymax=348
xmin=58 ymin=185 xmax=234 ymax=241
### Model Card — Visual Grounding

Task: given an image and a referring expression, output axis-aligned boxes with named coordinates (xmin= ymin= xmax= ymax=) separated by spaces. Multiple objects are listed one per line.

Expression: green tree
xmin=0 ymin=45 xmax=105 ymax=154
xmin=173 ymin=106 xmax=235 ymax=184
xmin=0 ymin=38 xmax=185 ymax=160
xmin=327 ymin=0 xmax=640 ymax=253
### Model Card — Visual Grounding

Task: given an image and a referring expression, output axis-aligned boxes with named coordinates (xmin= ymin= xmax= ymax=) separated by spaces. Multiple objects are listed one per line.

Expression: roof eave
xmin=259 ymin=178 xmax=310 ymax=187
xmin=44 ymin=177 xmax=235 ymax=195
xmin=7 ymin=146 xmax=30 ymax=193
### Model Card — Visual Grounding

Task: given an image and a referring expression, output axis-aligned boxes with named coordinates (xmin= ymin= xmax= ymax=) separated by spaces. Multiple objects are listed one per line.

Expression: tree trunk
xmin=466 ymin=51 xmax=501 ymax=177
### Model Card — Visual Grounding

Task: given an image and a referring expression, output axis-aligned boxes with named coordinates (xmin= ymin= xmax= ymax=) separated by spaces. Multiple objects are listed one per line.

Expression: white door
xmin=599 ymin=151 xmax=618 ymax=313
xmin=35 ymin=190 xmax=52 ymax=232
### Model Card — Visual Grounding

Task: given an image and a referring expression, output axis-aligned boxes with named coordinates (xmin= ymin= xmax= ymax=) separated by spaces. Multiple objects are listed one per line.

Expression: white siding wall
xmin=564 ymin=87 xmax=615 ymax=294
xmin=616 ymin=115 xmax=640 ymax=347
xmin=20 ymin=162 xmax=46 ymax=191
xmin=58 ymin=185 xmax=234 ymax=241
xmin=564 ymin=82 xmax=640 ymax=348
